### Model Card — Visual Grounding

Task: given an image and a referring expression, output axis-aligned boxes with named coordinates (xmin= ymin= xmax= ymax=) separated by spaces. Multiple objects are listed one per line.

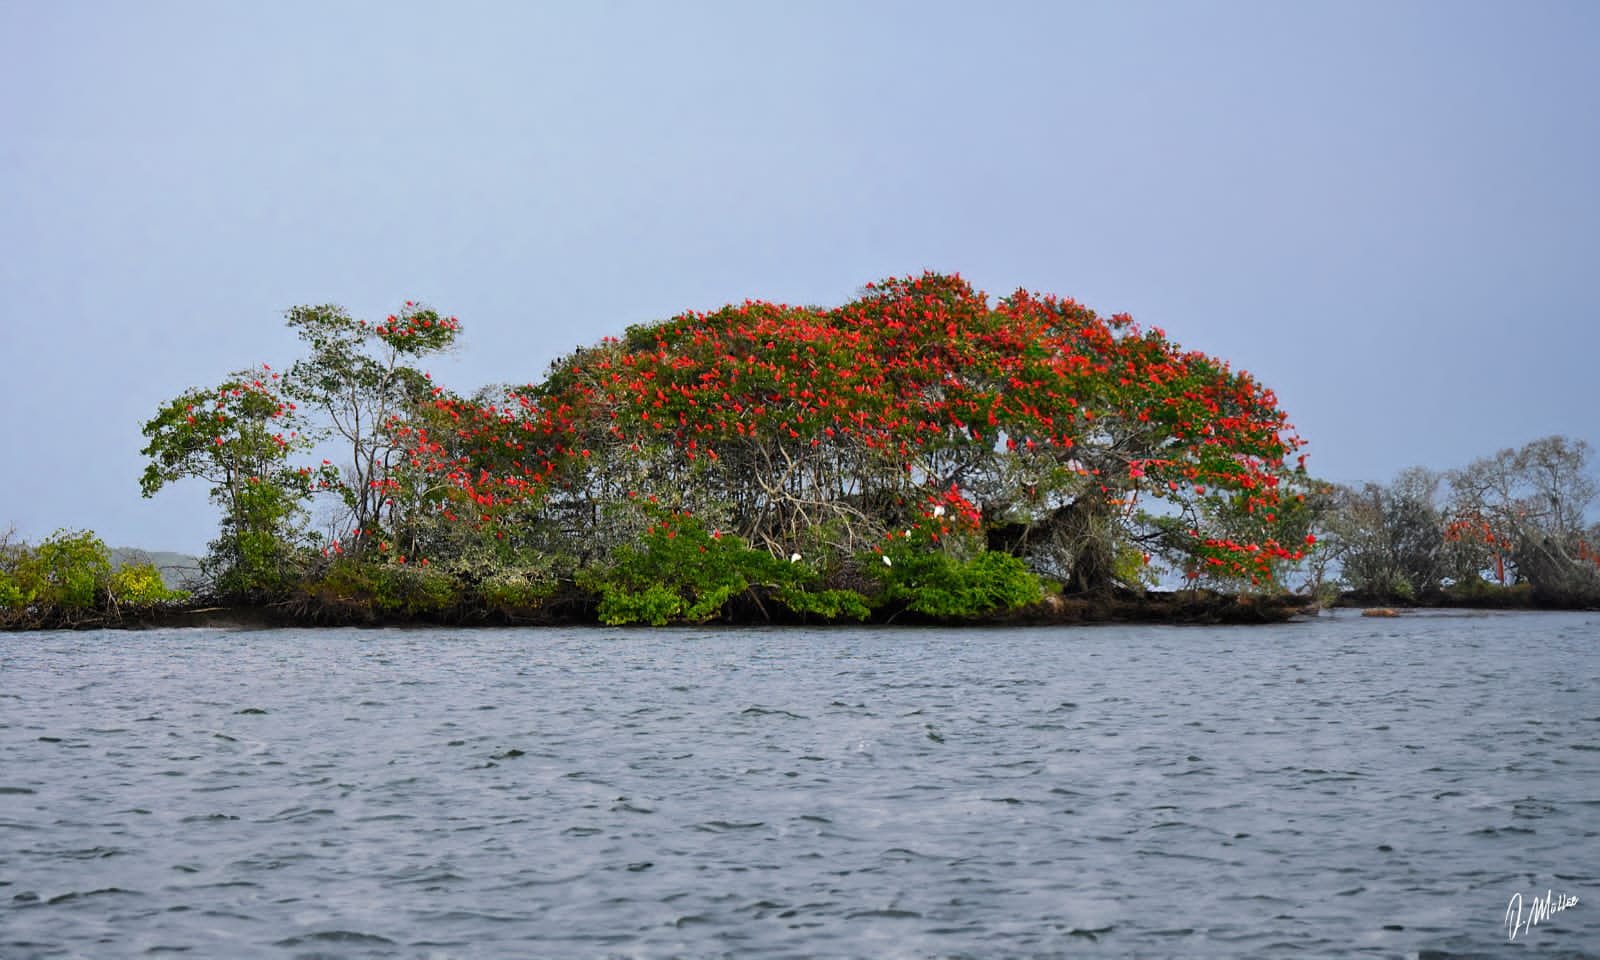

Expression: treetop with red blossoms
xmin=397 ymin=272 xmax=1310 ymax=588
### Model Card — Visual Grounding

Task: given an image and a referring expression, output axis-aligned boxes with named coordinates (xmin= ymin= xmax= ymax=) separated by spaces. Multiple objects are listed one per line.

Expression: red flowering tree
xmin=402 ymin=273 xmax=1310 ymax=595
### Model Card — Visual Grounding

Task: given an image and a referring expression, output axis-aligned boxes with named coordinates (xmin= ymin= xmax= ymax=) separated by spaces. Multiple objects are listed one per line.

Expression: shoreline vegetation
xmin=8 ymin=584 xmax=1322 ymax=632
xmin=2 ymin=579 xmax=1589 ymax=634
xmin=10 ymin=558 xmax=1594 ymax=633
xmin=6 ymin=273 xmax=1599 ymax=631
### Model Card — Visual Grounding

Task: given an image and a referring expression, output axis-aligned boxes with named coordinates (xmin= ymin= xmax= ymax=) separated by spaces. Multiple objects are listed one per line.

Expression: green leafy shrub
xmin=869 ymin=545 xmax=1042 ymax=618
xmin=581 ymin=510 xmax=776 ymax=625
xmin=0 ymin=530 xmax=186 ymax=624
xmin=32 ymin=529 xmax=112 ymax=609
xmin=480 ymin=571 xmax=559 ymax=610
xmin=310 ymin=557 xmax=457 ymax=614
xmin=0 ymin=572 xmax=30 ymax=611
xmin=474 ymin=550 xmax=565 ymax=612
xmin=592 ymin=582 xmax=685 ymax=626
xmin=774 ymin=585 xmax=873 ymax=621
xmin=372 ymin=564 xmax=460 ymax=613
xmin=313 ymin=557 xmax=377 ymax=599
xmin=111 ymin=562 xmax=189 ymax=606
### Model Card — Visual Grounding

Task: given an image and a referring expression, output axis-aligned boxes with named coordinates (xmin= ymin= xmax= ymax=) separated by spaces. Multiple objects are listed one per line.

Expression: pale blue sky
xmin=3 ymin=0 xmax=1596 ymax=553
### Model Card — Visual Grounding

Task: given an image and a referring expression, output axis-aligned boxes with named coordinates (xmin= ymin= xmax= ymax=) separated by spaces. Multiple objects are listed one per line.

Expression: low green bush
xmin=774 ymin=585 xmax=873 ymax=621
xmin=314 ymin=558 xmax=460 ymax=614
xmin=33 ymin=529 xmax=112 ymax=610
xmin=111 ymin=562 xmax=189 ymax=606
xmin=480 ymin=571 xmax=559 ymax=610
xmin=869 ymin=545 xmax=1042 ymax=618
xmin=0 ymin=572 xmax=30 ymax=611
xmin=581 ymin=510 xmax=776 ymax=625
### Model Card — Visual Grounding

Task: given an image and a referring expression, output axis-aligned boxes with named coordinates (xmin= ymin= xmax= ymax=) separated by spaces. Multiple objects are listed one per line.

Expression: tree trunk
xmin=1061 ymin=496 xmax=1117 ymax=595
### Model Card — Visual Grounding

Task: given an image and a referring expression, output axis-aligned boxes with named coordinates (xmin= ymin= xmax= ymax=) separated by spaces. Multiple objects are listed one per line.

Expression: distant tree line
xmin=1301 ymin=435 xmax=1600 ymax=606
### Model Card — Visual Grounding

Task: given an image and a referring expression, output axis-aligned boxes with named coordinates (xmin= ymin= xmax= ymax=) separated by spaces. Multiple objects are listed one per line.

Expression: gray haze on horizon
xmin=3 ymin=0 xmax=1596 ymax=553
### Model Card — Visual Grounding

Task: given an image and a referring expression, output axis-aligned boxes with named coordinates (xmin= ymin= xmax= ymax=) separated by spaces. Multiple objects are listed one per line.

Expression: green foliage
xmin=140 ymin=369 xmax=316 ymax=596
xmin=32 ymin=529 xmax=112 ymax=609
xmin=1325 ymin=469 xmax=1445 ymax=597
xmin=870 ymin=544 xmax=1043 ymax=618
xmin=208 ymin=481 xmax=317 ymax=596
xmin=111 ymin=562 xmax=189 ymax=605
xmin=1441 ymin=578 xmax=1533 ymax=605
xmin=591 ymin=582 xmax=686 ymax=627
xmin=479 ymin=565 xmax=561 ymax=611
xmin=314 ymin=558 xmax=380 ymax=603
xmin=0 ymin=530 xmax=186 ymax=625
xmin=314 ymin=558 xmax=461 ymax=614
xmin=0 ymin=573 xmax=26 ymax=610
xmin=581 ymin=510 xmax=775 ymax=625
xmin=577 ymin=490 xmax=1041 ymax=625
xmin=373 ymin=565 xmax=460 ymax=614
xmin=774 ymin=585 xmax=873 ymax=621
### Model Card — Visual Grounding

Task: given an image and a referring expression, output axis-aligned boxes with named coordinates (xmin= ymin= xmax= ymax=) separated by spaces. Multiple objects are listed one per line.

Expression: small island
xmin=4 ymin=274 xmax=1596 ymax=630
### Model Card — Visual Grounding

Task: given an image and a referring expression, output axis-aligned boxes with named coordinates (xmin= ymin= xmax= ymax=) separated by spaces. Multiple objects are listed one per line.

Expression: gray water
xmin=2 ymin=610 xmax=1597 ymax=959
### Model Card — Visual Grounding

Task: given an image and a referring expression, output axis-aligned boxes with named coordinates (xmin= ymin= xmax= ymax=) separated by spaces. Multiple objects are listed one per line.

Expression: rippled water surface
xmin=2 ymin=610 xmax=1598 ymax=958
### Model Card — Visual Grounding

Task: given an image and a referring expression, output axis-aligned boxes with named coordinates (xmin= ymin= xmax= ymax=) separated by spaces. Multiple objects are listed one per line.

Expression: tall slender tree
xmin=283 ymin=302 xmax=460 ymax=550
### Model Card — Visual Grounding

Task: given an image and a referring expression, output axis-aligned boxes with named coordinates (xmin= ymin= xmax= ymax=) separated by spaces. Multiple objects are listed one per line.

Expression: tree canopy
xmin=402 ymin=272 xmax=1311 ymax=594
